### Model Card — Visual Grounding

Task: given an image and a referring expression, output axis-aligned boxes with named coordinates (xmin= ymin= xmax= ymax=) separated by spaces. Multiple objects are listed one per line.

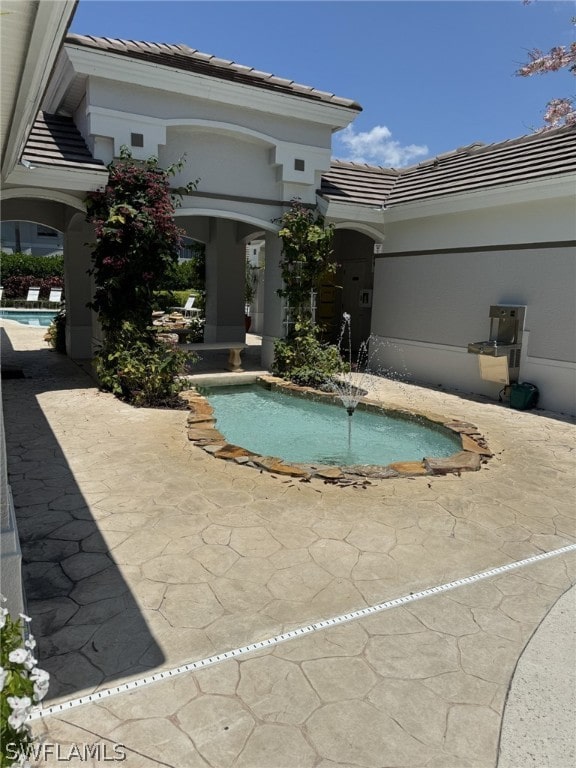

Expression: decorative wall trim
xmin=376 ymin=240 xmax=576 ymax=259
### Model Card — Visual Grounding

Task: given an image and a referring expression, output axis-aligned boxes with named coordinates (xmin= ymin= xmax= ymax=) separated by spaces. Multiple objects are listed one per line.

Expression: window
xmin=131 ymin=132 xmax=144 ymax=148
xmin=294 ymin=159 xmax=305 ymax=171
xmin=37 ymin=225 xmax=57 ymax=237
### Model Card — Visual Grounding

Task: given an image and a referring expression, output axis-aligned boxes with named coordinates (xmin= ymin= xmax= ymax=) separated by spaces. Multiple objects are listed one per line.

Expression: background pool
xmin=0 ymin=310 xmax=56 ymax=327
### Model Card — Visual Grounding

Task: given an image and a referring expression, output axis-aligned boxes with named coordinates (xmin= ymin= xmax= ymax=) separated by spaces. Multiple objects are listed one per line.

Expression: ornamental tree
xmin=85 ymin=148 xmax=197 ymax=406
xmin=277 ymin=199 xmax=336 ymax=331
xmin=517 ymin=5 xmax=576 ymax=128
xmin=272 ymin=200 xmax=345 ymax=387
xmin=85 ymin=147 xmax=196 ymax=339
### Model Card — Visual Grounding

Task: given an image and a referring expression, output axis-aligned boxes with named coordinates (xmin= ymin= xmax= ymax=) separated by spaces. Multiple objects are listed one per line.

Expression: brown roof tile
xmin=21 ymin=113 xmax=106 ymax=172
xmin=319 ymin=125 xmax=576 ymax=208
xmin=65 ymin=34 xmax=362 ymax=112
xmin=320 ymin=162 xmax=399 ymax=208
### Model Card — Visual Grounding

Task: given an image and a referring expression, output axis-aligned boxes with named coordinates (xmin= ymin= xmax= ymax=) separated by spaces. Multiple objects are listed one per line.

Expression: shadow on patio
xmin=1 ymin=327 xmax=164 ymax=703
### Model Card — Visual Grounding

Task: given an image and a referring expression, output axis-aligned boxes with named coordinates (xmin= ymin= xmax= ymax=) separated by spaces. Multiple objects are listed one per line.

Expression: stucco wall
xmin=163 ymin=127 xmax=279 ymax=201
xmin=86 ymin=78 xmax=332 ymax=147
xmin=372 ymin=246 xmax=575 ymax=362
xmin=369 ymin=195 xmax=576 ymax=414
xmin=383 ymin=195 xmax=574 ymax=251
xmin=82 ymin=77 xmax=333 ymax=209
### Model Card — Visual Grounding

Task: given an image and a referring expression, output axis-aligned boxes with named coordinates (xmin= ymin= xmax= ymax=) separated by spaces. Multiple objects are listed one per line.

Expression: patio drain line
xmin=29 ymin=542 xmax=576 ymax=722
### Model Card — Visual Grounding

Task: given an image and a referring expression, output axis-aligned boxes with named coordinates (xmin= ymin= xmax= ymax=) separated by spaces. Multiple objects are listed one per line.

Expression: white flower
xmin=8 ymin=648 xmax=28 ymax=664
xmin=8 ymin=710 xmax=30 ymax=730
xmin=24 ymin=636 xmax=36 ymax=650
xmin=0 ymin=666 xmax=7 ymax=691
xmin=31 ymin=667 xmax=50 ymax=701
xmin=19 ymin=613 xmax=32 ymax=623
xmin=23 ymin=655 xmax=37 ymax=671
xmin=0 ymin=606 xmax=8 ymax=629
xmin=7 ymin=695 xmax=32 ymax=710
xmin=29 ymin=667 xmax=49 ymax=683
xmin=33 ymin=679 xmax=50 ymax=701
xmin=7 ymin=695 xmax=32 ymax=731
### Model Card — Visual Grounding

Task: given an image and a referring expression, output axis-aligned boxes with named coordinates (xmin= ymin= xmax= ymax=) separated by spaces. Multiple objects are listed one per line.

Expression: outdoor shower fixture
xmin=468 ymin=305 xmax=526 ymax=385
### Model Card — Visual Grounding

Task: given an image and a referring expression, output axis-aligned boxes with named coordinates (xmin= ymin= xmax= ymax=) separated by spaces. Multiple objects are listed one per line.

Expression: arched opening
xmin=176 ymin=212 xmax=280 ymax=357
xmin=0 ymin=220 xmax=63 ymax=256
xmin=0 ymin=201 xmax=70 ymax=313
xmin=322 ymin=228 xmax=377 ymax=352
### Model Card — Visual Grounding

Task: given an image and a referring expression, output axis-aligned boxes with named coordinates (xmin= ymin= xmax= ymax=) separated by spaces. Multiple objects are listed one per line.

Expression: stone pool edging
xmin=179 ymin=375 xmax=493 ymax=482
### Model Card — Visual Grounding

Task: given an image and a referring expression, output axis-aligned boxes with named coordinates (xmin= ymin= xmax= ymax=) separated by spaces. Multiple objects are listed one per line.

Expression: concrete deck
xmin=1 ymin=320 xmax=575 ymax=768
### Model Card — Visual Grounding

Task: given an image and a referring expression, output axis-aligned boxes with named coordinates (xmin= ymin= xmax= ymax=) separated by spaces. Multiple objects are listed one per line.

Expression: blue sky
xmin=70 ymin=1 xmax=575 ymax=166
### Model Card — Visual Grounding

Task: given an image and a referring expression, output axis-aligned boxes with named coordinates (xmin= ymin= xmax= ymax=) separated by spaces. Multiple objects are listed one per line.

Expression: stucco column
xmin=204 ymin=219 xmax=245 ymax=342
xmin=0 ymin=413 xmax=24 ymax=617
xmin=261 ymin=231 xmax=284 ymax=368
xmin=63 ymin=216 xmax=97 ymax=359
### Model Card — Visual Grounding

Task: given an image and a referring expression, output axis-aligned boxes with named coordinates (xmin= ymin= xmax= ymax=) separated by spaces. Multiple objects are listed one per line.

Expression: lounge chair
xmin=170 ymin=295 xmax=200 ymax=318
xmin=25 ymin=287 xmax=41 ymax=306
xmin=48 ymin=288 xmax=63 ymax=304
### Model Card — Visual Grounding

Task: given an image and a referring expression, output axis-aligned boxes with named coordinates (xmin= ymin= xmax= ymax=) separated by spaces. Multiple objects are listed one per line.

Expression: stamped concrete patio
xmin=2 ymin=319 xmax=575 ymax=768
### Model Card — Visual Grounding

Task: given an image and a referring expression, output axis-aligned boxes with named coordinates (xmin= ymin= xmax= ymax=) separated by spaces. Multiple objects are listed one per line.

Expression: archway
xmin=176 ymin=209 xmax=283 ymax=367
xmin=322 ymin=227 xmax=379 ymax=352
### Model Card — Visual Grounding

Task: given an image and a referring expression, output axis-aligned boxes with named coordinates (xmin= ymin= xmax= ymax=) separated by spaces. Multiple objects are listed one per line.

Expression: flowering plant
xmin=86 ymin=146 xmax=197 ymax=338
xmin=517 ymin=7 xmax=575 ymax=128
xmin=85 ymin=147 xmax=198 ymax=405
xmin=1 ymin=598 xmax=49 ymax=767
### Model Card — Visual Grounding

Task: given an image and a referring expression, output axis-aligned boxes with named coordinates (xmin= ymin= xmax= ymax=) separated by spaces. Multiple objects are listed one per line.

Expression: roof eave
xmin=1 ymin=0 xmax=78 ymax=183
xmin=6 ymin=163 xmax=108 ymax=192
xmin=59 ymin=44 xmax=359 ymax=130
xmin=318 ymin=197 xmax=386 ymax=224
xmin=383 ymin=174 xmax=576 ymax=222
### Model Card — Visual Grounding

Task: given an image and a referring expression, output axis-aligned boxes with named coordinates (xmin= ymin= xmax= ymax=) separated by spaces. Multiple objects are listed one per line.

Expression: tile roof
xmin=65 ymin=34 xmax=362 ymax=112
xmin=320 ymin=162 xmax=399 ymax=208
xmin=320 ymin=125 xmax=576 ymax=208
xmin=21 ymin=114 xmax=574 ymax=209
xmin=21 ymin=112 xmax=106 ymax=172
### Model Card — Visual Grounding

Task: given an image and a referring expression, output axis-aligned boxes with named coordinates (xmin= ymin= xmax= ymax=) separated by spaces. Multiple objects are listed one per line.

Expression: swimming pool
xmin=0 ymin=310 xmax=57 ymax=327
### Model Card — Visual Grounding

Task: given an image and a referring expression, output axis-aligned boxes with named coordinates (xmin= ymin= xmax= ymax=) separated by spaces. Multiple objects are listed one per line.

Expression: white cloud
xmin=333 ymin=124 xmax=429 ymax=168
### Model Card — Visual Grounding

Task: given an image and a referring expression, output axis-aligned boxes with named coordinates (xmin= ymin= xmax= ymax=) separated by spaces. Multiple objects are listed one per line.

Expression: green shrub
xmin=272 ymin=322 xmax=346 ymax=388
xmin=0 ymin=252 xmax=64 ymax=281
xmin=44 ymin=307 xmax=67 ymax=354
xmin=180 ymin=314 xmax=205 ymax=342
xmin=153 ymin=289 xmax=204 ymax=313
xmin=161 ymin=253 xmax=205 ymax=291
xmin=94 ymin=322 xmax=194 ymax=407
xmin=270 ymin=200 xmax=342 ymax=388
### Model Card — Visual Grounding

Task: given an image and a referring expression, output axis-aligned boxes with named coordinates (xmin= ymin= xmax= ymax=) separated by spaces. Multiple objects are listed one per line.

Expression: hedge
xmin=1 ymin=252 xmax=64 ymax=281
xmin=2 ymin=275 xmax=64 ymax=299
xmin=0 ymin=251 xmax=205 ymax=301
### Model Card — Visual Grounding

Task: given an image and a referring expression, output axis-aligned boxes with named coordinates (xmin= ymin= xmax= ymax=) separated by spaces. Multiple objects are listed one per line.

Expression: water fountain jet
xmin=325 ymin=313 xmax=379 ymax=449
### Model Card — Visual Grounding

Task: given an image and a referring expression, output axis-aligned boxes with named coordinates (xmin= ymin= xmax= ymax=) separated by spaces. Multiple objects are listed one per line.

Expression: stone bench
xmin=179 ymin=342 xmax=246 ymax=372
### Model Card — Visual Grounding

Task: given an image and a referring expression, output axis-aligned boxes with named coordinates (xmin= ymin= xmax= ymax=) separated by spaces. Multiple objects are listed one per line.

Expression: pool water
xmin=203 ymin=384 xmax=460 ymax=467
xmin=0 ymin=310 xmax=56 ymax=327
